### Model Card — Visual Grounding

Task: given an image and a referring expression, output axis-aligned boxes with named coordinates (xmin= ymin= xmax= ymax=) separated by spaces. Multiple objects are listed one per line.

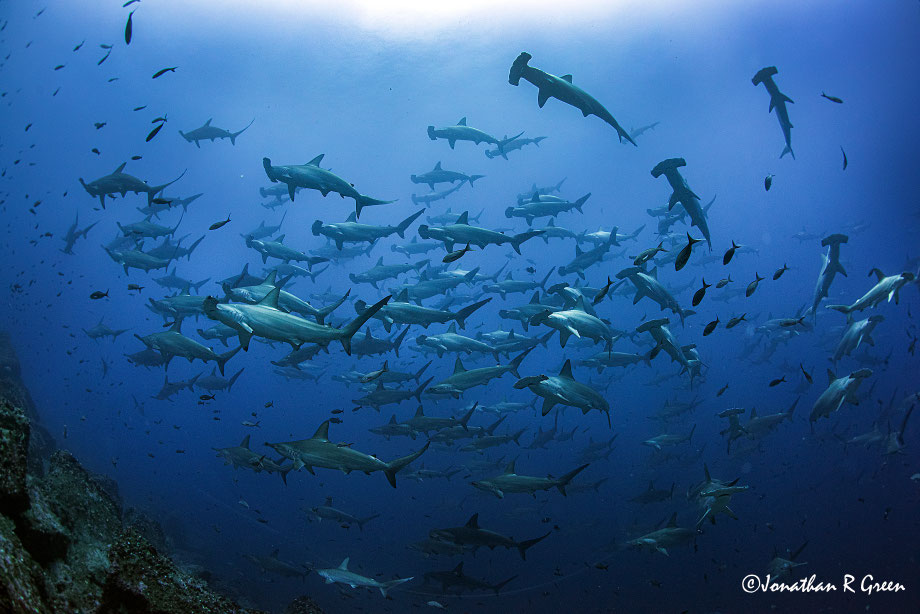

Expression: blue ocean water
xmin=1 ymin=1 xmax=918 ymax=612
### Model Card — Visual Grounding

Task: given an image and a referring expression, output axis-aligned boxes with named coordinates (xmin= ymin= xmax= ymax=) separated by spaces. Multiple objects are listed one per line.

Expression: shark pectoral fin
xmin=657 ymin=546 xmax=669 ymax=556
xmin=537 ymin=88 xmax=550 ymax=108
xmin=541 ymin=398 xmax=556 ymax=416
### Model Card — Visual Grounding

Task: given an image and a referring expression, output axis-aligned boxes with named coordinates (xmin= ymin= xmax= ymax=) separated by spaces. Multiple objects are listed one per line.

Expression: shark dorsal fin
xmin=447 ymin=322 xmax=457 ymax=334
xmin=240 ymin=434 xmax=251 ymax=448
xmin=324 ymin=496 xmax=333 ymax=506
xmin=338 ymin=557 xmax=349 ymax=570
xmin=457 ymin=117 xmax=467 ymax=126
xmin=396 ymin=288 xmax=409 ymax=303
xmin=375 ymin=379 xmax=384 ymax=390
xmin=667 ymin=512 xmax=677 ymax=527
xmin=345 ymin=212 xmax=357 ymax=223
xmin=529 ymin=292 xmax=540 ymax=305
xmin=114 ymin=162 xmax=127 ymax=173
xmin=453 ymin=561 xmax=464 ymax=573
xmin=311 ymin=420 xmax=330 ymax=441
xmin=262 ymin=270 xmax=278 ymax=285
xmin=375 ymin=256 xmax=384 ymax=266
xmin=307 ymin=154 xmax=324 ymax=166
xmin=388 ymin=414 xmax=397 ymax=424
xmin=453 ymin=357 xmax=466 ymax=375
xmin=504 ymin=460 xmax=516 ymax=474
xmin=548 ymin=219 xmax=556 ymax=227
xmin=465 ymin=513 xmax=479 ymax=529
xmin=456 ymin=211 xmax=469 ymax=225
xmin=704 ymin=463 xmax=711 ymax=482
xmin=204 ymin=118 xmax=212 ymax=126
xmin=414 ymin=405 xmax=424 ymax=417
xmin=561 ymin=74 xmax=573 ymax=83
xmin=258 ymin=287 xmax=281 ymax=310
xmin=559 ymin=360 xmax=574 ymax=380
xmin=751 ymin=407 xmax=758 ymax=418
xmin=827 ymin=369 xmax=837 ymax=384
xmin=270 ymin=548 xmax=279 ymax=557
xmin=869 ymin=268 xmax=885 ymax=282
xmin=575 ymin=245 xmax=583 ymax=256
xmin=364 ymin=327 xmax=372 ymax=338
xmin=276 ymin=234 xmax=285 ymax=243
xmin=507 ymin=330 xmax=516 ymax=339
xmin=505 ymin=271 xmax=513 ymax=280
xmin=574 ymin=296 xmax=587 ymax=312
xmin=433 ymin=161 xmax=442 ymax=171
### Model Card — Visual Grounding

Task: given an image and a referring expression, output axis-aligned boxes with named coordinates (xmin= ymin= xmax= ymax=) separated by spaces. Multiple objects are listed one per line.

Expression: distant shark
xmin=752 ymin=66 xmax=795 ymax=159
xmin=79 ymin=162 xmax=186 ymax=208
xmin=179 ymin=117 xmax=254 ymax=147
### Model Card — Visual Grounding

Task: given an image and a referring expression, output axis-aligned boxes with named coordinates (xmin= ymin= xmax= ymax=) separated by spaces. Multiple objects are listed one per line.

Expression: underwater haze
xmin=1 ymin=0 xmax=919 ymax=612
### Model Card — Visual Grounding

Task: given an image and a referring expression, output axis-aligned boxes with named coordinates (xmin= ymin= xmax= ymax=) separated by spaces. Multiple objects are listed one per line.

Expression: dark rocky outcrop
xmin=0 ymin=333 xmax=324 ymax=613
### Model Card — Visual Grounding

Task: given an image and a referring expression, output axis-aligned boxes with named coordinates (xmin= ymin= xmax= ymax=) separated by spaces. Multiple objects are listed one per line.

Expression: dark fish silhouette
xmin=675 ymin=233 xmax=701 ymax=271
xmin=745 ymin=273 xmax=764 ymax=297
xmin=723 ymin=241 xmax=739 ymax=265
xmin=821 ymin=92 xmax=843 ymax=104
xmin=716 ymin=276 xmax=732 ymax=288
xmin=145 ymin=122 xmax=164 ymax=142
xmin=773 ymin=264 xmax=789 ymax=280
xmin=443 ymin=243 xmax=472 ymax=263
xmin=73 ymin=40 xmax=85 ymax=51
xmin=152 ymin=67 xmax=177 ymax=79
xmin=799 ymin=364 xmax=812 ymax=384
xmin=768 ymin=376 xmax=786 ymax=387
xmin=692 ymin=278 xmax=711 ymax=307
xmin=764 ymin=174 xmax=773 ymax=191
xmin=125 ymin=10 xmax=135 ymax=45
xmin=703 ymin=318 xmax=719 ymax=336
xmin=726 ymin=314 xmax=746 ymax=329
xmin=841 ymin=146 xmax=847 ymax=170
xmin=90 ymin=290 xmax=109 ymax=300
xmin=209 ymin=215 xmax=231 ymax=231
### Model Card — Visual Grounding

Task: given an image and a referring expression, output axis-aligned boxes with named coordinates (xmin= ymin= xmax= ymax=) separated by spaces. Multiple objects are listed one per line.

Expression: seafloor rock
xmin=284 ymin=595 xmax=327 ymax=614
xmin=0 ymin=513 xmax=50 ymax=614
xmin=0 ymin=399 xmax=30 ymax=516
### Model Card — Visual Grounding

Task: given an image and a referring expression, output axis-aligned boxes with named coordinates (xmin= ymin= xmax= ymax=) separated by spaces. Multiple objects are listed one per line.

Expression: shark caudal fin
xmin=378 ymin=576 xmax=413 ymax=598
xmin=509 ymin=52 xmax=532 ymax=85
xmin=511 ymin=230 xmax=544 ymax=254
xmin=413 ymin=377 xmax=434 ymax=402
xmin=216 ymin=346 xmax=242 ymax=376
xmin=491 ymin=575 xmax=518 ymax=595
xmin=315 ymin=289 xmax=350 ymax=325
xmin=781 ymin=144 xmax=795 ymax=159
xmin=355 ymin=194 xmax=398 ymax=219
xmin=826 ymin=304 xmax=852 ymax=315
xmin=392 ymin=326 xmax=409 ymax=358
xmin=517 ymin=531 xmax=550 ymax=560
xmin=556 ymin=464 xmax=590 ymax=496
xmin=229 ymin=118 xmax=255 ymax=145
xmin=453 ymin=298 xmax=491 ymax=329
xmin=357 ymin=514 xmax=381 ymax=532
xmin=509 ymin=348 xmax=533 ymax=378
xmin=395 ymin=209 xmax=425 ymax=238
xmin=468 ymin=174 xmax=485 ymax=187
xmin=383 ymin=442 xmax=430 ymax=488
xmin=340 ymin=296 xmax=391 ymax=355
xmin=227 ymin=367 xmax=245 ymax=391
xmin=147 ymin=169 xmax=187 ymax=204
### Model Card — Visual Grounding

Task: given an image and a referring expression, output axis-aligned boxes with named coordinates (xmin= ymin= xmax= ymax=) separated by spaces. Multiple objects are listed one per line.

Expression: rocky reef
xmin=0 ymin=332 xmax=323 ymax=614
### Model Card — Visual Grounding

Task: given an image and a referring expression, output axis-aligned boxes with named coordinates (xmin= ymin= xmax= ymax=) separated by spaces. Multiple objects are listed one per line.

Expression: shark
xmin=153 ymin=268 xmax=210 ymax=293
xmin=752 ymin=66 xmax=795 ymax=159
xmin=505 ymin=193 xmax=591 ymax=226
xmin=243 ymin=549 xmax=308 ymax=578
xmin=629 ymin=481 xmax=675 ymax=505
xmin=427 ymin=116 xmax=521 ymax=152
xmin=349 ymin=257 xmax=428 ymax=288
xmin=623 ymin=513 xmax=695 ymax=556
xmin=151 ymin=372 xmax=200 ymax=401
xmin=471 ymin=460 xmax=589 ymax=499
xmin=429 ymin=513 xmax=550 ymax=560
xmin=483 ymin=268 xmax=555 ymax=299
xmin=145 ymin=235 xmax=205 ymax=262
xmin=650 ymin=158 xmax=712 ymax=248
xmin=810 ymin=233 xmax=849 ymax=315
xmin=411 ymin=182 xmax=464 ymax=206
xmin=245 ymin=234 xmax=329 ymax=267
xmin=618 ymin=271 xmax=686 ymax=321
xmin=312 ymin=209 xmax=424 ymax=250
xmin=642 ymin=424 xmax=696 ymax=450
xmin=426 ymin=349 xmax=532 ymax=398
xmin=265 ymin=419 xmax=429 ymax=487
xmin=179 ymin=117 xmax=254 ymax=147
xmin=411 ymin=161 xmax=484 ymax=190
xmin=195 ymin=367 xmax=244 ymax=393
xmin=83 ymin=317 xmax=129 ymax=341
xmin=406 ymin=404 xmax=476 ymax=435
xmin=391 ymin=236 xmax=443 ymax=257
xmin=424 ymin=562 xmax=516 ymax=595
xmin=308 ymin=497 xmax=379 ymax=531
xmin=213 ymin=434 xmax=293 ymax=483
xmin=635 ymin=318 xmax=699 ymax=380
xmin=485 ymin=135 xmax=547 ymax=159
xmin=368 ymin=414 xmax=419 ymax=440
xmin=508 ymin=52 xmax=636 ymax=145
xmin=418 ymin=211 xmax=544 ymax=254
xmin=223 ymin=271 xmax=346 ymax=323
xmin=316 ymin=557 xmax=412 ymax=597
xmin=242 ymin=212 xmax=286 ymax=241
xmin=136 ymin=192 xmax=203 ymax=218
xmin=514 ymin=359 xmax=610 ymax=422
xmin=415 ymin=322 xmax=501 ymax=359
xmin=79 ymin=162 xmax=185 ymax=208
xmin=810 ymin=368 xmax=873 ymax=422
xmin=767 ymin=542 xmax=809 ymax=582
xmin=349 ymin=327 xmax=409 ymax=358
xmin=827 ymin=269 xmax=916 ymax=314
xmin=351 ymin=377 xmax=433 ymax=411
xmin=118 ymin=214 xmax=183 ymax=240
xmin=354 ymin=291 xmax=490 ymax=332
xmin=103 ymin=246 xmax=171 ymax=275
xmin=529 ymin=296 xmax=617 ymax=348
xmin=60 ymin=213 xmax=97 ymax=255
xmin=833 ymin=315 xmax=884 ymax=362
xmin=134 ymin=319 xmax=241 ymax=374
xmin=263 ymin=155 xmax=397 ymax=217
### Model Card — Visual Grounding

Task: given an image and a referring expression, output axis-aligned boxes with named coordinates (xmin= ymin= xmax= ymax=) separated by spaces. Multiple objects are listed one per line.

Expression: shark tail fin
xmin=414 ymin=360 xmax=433 ymax=383
xmin=392 ymin=326 xmax=409 ymax=358
xmin=216 ymin=346 xmax=242 ymax=376
xmin=556 ymin=464 xmax=590 ymax=496
xmin=468 ymin=174 xmax=485 ymax=187
xmin=511 ymin=230 xmax=543 ymax=254
xmin=517 ymin=532 xmax=550 ymax=561
xmin=454 ymin=298 xmax=491 ymax=330
xmin=509 ymin=348 xmax=533 ymax=378
xmin=780 ymin=144 xmax=795 ymax=160
xmin=279 ymin=464 xmax=293 ymax=485
xmin=413 ymin=377 xmax=433 ymax=402
xmin=147 ymin=169 xmax=187 ymax=204
xmin=383 ymin=442 xmax=430 ymax=488
xmin=357 ymin=514 xmax=381 ymax=531
xmin=229 ymin=118 xmax=255 ymax=145
xmin=826 ymin=304 xmax=851 ymax=315
xmin=492 ymin=575 xmax=518 ymax=595
xmin=378 ymin=576 xmax=413 ymax=598
xmin=395 ymin=208 xmax=424 ymax=237
xmin=227 ymin=368 xmax=245 ymax=391
xmin=340 ymin=296 xmax=391 ymax=355
xmin=315 ymin=289 xmax=350 ymax=325
xmin=355 ymin=194 xmax=398 ymax=219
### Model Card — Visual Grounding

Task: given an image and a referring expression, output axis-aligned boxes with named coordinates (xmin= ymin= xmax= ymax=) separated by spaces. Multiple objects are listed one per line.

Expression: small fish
xmin=359 ymin=360 xmax=389 ymax=383
xmin=778 ymin=316 xmax=806 ymax=328
xmin=745 ymin=273 xmax=764 ymax=297
xmin=427 ymin=601 xmax=446 ymax=610
xmin=593 ymin=277 xmax=614 ymax=305
xmin=594 ymin=563 xmax=609 ymax=571
xmin=25 ymin=123 xmax=33 ymax=132
xmin=152 ymin=66 xmax=178 ymax=79
xmin=100 ymin=43 xmax=113 ymax=49
xmin=151 ymin=197 xmax=172 ymax=205
xmin=54 ymin=64 xmax=65 ymax=71
xmin=127 ymin=284 xmax=144 ymax=292
xmin=330 ymin=409 xmax=344 ymax=414
xmin=97 ymin=49 xmax=111 ymax=65
xmin=125 ymin=10 xmax=135 ymax=45
xmin=633 ymin=242 xmax=666 ymax=266
xmin=145 ymin=122 xmax=164 ymax=142
xmin=764 ymin=174 xmax=773 ymax=191
xmin=723 ymin=241 xmax=739 ymax=265
xmin=264 ymin=401 xmax=273 ymax=408
xmin=821 ymin=92 xmax=843 ymax=104
xmin=73 ymin=40 xmax=85 ymax=51
xmin=526 ymin=266 xmax=536 ymax=274
xmin=703 ymin=317 xmax=719 ymax=336
xmin=675 ymin=233 xmax=701 ymax=271
xmin=91 ymin=148 xmax=101 ymax=155
xmin=133 ymin=105 xmax=146 ymax=111
xmin=131 ymin=155 xmax=142 ymax=160
xmin=94 ymin=122 xmax=106 ymax=129
xmin=241 ymin=420 xmax=260 ymax=428
xmin=200 ymin=394 xmax=215 ymax=401
xmin=123 ymin=0 xmax=141 ymax=6
xmin=209 ymin=215 xmax=231 ymax=230
xmin=716 ymin=276 xmax=732 ymax=288
xmin=107 ymin=77 xmax=119 ymax=83
xmin=692 ymin=278 xmax=711 ymax=307
xmin=52 ymin=87 xmax=61 ymax=96
xmin=151 ymin=115 xmax=167 ymax=123
xmin=726 ymin=313 xmax=747 ymax=329
xmin=841 ymin=146 xmax=847 ymax=171
xmin=89 ymin=290 xmax=109 ymax=300
xmin=443 ymin=243 xmax=472 ymax=263
xmin=238 ymin=499 xmax=249 ymax=509
xmin=716 ymin=383 xmax=729 ymax=397
xmin=800 ymin=364 xmax=813 ymax=384
xmin=768 ymin=376 xmax=786 ymax=387
xmin=329 ymin=417 xmax=342 ymax=424
xmin=773 ymin=264 xmax=789 ymax=280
